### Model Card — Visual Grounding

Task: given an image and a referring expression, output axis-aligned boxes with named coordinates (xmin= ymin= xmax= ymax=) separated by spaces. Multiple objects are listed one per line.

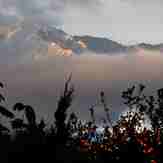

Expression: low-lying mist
xmin=1 ymin=50 xmax=163 ymax=123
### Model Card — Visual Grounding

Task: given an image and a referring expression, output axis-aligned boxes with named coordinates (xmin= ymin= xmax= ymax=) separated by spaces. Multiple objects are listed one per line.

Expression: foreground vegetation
xmin=0 ymin=78 xmax=163 ymax=163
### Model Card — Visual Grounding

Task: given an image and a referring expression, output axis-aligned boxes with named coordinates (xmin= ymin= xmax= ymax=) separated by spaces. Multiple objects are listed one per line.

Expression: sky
xmin=1 ymin=0 xmax=163 ymax=44
xmin=1 ymin=0 xmax=163 ymax=123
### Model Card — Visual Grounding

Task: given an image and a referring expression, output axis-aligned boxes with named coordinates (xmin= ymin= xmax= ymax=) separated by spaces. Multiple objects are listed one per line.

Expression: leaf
xmin=0 ymin=105 xmax=14 ymax=118
xmin=100 ymin=91 xmax=105 ymax=103
xmin=0 ymin=124 xmax=9 ymax=132
xmin=157 ymin=88 xmax=163 ymax=99
xmin=13 ymin=103 xmax=25 ymax=111
xmin=38 ymin=119 xmax=46 ymax=130
xmin=0 ymin=82 xmax=4 ymax=88
xmin=0 ymin=94 xmax=5 ymax=103
xmin=24 ymin=105 xmax=36 ymax=125
xmin=128 ymin=86 xmax=135 ymax=96
xmin=11 ymin=118 xmax=26 ymax=129
xmin=138 ymin=84 xmax=145 ymax=94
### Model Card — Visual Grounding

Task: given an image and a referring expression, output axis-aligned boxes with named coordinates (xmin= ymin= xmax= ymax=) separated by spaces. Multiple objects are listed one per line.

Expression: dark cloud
xmin=0 ymin=0 xmax=101 ymax=24
xmin=0 ymin=0 xmax=63 ymax=28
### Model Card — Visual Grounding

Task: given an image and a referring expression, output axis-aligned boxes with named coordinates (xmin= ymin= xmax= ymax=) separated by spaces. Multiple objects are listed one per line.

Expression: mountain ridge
xmin=37 ymin=26 xmax=163 ymax=55
xmin=1 ymin=23 xmax=163 ymax=58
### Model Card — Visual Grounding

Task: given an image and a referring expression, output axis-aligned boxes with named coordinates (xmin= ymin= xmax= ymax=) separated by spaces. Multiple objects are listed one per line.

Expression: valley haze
xmin=1 ymin=0 xmax=163 ymax=123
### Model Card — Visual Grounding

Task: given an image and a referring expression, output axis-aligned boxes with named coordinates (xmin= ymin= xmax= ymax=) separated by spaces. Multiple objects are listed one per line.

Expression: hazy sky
xmin=1 ymin=0 xmax=163 ymax=44
xmin=1 ymin=51 xmax=163 ymax=122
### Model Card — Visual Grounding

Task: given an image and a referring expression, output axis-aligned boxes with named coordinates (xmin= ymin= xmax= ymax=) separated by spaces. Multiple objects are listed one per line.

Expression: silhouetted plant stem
xmin=100 ymin=91 xmax=112 ymax=128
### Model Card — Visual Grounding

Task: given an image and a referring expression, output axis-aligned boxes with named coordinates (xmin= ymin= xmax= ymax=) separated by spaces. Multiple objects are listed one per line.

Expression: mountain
xmin=129 ymin=43 xmax=163 ymax=51
xmin=38 ymin=26 xmax=86 ymax=55
xmin=38 ymin=26 xmax=127 ymax=55
xmin=1 ymin=22 xmax=163 ymax=60
xmin=38 ymin=26 xmax=163 ymax=55
xmin=74 ymin=35 xmax=127 ymax=54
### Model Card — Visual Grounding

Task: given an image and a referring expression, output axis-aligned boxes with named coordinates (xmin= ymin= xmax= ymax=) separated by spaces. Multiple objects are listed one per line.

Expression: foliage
xmin=54 ymin=75 xmax=74 ymax=143
xmin=0 ymin=80 xmax=163 ymax=163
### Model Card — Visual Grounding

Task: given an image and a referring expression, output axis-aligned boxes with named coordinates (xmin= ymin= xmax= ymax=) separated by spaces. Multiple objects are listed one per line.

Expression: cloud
xmin=1 ymin=0 xmax=163 ymax=45
xmin=62 ymin=0 xmax=163 ymax=45
xmin=0 ymin=0 xmax=63 ymax=27
xmin=0 ymin=0 xmax=102 ymax=25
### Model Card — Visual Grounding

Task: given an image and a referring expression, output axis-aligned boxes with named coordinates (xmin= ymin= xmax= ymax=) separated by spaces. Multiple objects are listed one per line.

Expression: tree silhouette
xmin=0 ymin=82 xmax=14 ymax=134
xmin=100 ymin=91 xmax=112 ymax=127
xmin=54 ymin=75 xmax=74 ymax=144
xmin=122 ymin=84 xmax=163 ymax=131
xmin=0 ymin=80 xmax=162 ymax=163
